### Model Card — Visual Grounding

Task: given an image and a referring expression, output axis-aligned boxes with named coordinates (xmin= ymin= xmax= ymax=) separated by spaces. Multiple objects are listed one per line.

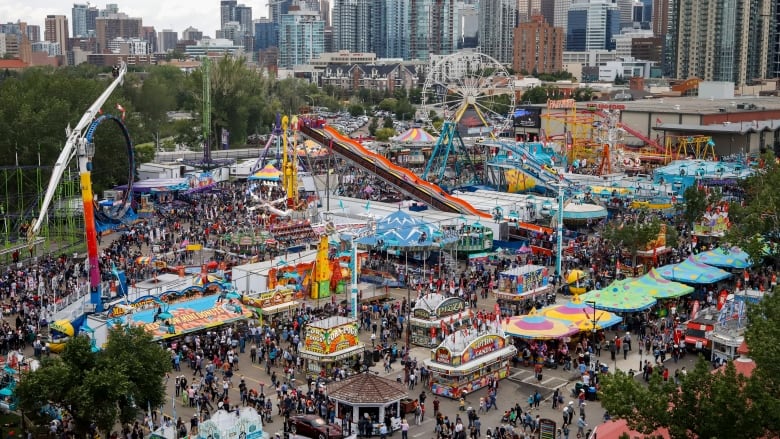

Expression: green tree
xmin=134 ymin=142 xmax=156 ymax=164
xmin=17 ymin=326 xmax=170 ymax=437
xmin=377 ymin=98 xmax=398 ymax=113
xmin=744 ymin=284 xmax=780 ymax=432
xmin=395 ymin=98 xmax=415 ymax=121
xmin=681 ymin=185 xmax=717 ymax=227
xmin=572 ymin=87 xmax=595 ymax=102
xmin=368 ymin=117 xmax=379 ymax=136
xmin=601 ymin=217 xmax=676 ymax=270
xmin=348 ymin=103 xmax=364 ymax=117
xmin=383 ymin=116 xmax=394 ymax=129
xmin=375 ymin=127 xmax=396 ymax=141
xmin=600 ymin=357 xmax=768 ymax=439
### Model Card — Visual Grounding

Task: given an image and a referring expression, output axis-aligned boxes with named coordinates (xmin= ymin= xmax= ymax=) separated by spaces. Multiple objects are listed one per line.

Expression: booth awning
xmin=261 ymin=301 xmax=300 ymax=315
xmin=425 ymin=346 xmax=517 ymax=374
xmin=298 ymin=343 xmax=366 ymax=362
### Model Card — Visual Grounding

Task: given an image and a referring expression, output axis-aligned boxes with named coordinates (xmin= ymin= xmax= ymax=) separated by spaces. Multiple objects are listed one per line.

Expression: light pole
xmin=555 ymin=181 xmax=565 ymax=283
xmin=585 ymin=300 xmax=598 ymax=367
xmin=345 ymin=220 xmax=376 ymax=319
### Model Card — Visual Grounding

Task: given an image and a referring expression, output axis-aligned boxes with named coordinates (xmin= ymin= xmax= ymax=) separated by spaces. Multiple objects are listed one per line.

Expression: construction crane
xmin=29 ymin=62 xmax=128 ymax=312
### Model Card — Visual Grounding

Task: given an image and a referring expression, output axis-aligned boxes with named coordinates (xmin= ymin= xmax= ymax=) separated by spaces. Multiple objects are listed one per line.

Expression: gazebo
xmin=329 ymin=372 xmax=409 ymax=436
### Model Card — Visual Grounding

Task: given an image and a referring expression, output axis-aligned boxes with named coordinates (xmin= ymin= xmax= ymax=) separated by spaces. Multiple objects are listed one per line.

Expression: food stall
xmin=494 ymin=264 xmax=552 ymax=299
xmin=329 ymin=372 xmax=408 ymax=436
xmin=424 ymin=322 xmax=517 ymax=399
xmin=297 ymin=316 xmax=365 ymax=374
xmin=242 ymin=287 xmax=301 ymax=325
xmin=409 ymin=294 xmax=471 ymax=347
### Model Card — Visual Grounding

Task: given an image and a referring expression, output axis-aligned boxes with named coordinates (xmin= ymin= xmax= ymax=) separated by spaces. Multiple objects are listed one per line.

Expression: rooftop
xmin=611 ymin=96 xmax=780 ymax=115
xmin=327 ymin=372 xmax=408 ymax=404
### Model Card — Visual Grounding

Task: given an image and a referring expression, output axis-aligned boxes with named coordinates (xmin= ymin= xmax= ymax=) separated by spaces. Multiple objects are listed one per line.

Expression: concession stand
xmin=424 ymin=322 xmax=517 ymax=399
xmin=409 ymin=294 xmax=471 ymax=347
xmin=241 ymin=287 xmax=301 ymax=324
xmin=494 ymin=264 xmax=552 ymax=300
xmin=297 ymin=316 xmax=365 ymax=374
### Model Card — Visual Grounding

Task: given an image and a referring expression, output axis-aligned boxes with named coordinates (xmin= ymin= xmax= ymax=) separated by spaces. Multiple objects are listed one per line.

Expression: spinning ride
xmin=420 ymin=52 xmax=515 ymax=187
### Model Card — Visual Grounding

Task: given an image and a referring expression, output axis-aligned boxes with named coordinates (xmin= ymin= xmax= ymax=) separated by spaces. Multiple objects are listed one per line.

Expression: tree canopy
xmin=17 ymin=326 xmax=171 ymax=437
xmin=600 ymin=216 xmax=678 ymax=269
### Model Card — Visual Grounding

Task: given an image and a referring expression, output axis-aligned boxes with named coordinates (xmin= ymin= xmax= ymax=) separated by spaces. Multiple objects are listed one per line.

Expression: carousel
xmin=329 ymin=372 xmax=409 ymax=436
xmin=409 ymin=294 xmax=470 ymax=347
xmin=297 ymin=316 xmax=365 ymax=374
xmin=424 ymin=318 xmax=517 ymax=399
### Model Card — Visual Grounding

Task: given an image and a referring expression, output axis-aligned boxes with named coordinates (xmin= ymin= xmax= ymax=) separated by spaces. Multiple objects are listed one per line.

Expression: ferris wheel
xmin=420 ymin=51 xmax=516 ymax=137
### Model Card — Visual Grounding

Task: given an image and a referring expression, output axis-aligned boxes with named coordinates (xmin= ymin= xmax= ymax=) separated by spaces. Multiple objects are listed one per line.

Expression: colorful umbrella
xmin=579 ymin=280 xmax=657 ymax=312
xmin=502 ymin=309 xmax=579 ymax=340
xmin=658 ymin=256 xmax=732 ymax=284
xmin=692 ymin=247 xmax=752 ymax=269
xmin=539 ymin=297 xmax=622 ymax=330
xmin=135 ymin=256 xmax=155 ymax=265
xmin=248 ymin=164 xmax=282 ymax=181
xmin=626 ymin=268 xmax=694 ymax=299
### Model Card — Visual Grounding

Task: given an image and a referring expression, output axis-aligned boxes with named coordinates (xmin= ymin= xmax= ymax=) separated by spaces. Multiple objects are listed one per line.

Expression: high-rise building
xmin=553 ymin=0 xmax=572 ymax=30
xmin=410 ymin=0 xmax=456 ymax=60
xmin=278 ymin=7 xmax=325 ymax=68
xmin=651 ymin=0 xmax=669 ymax=37
xmin=72 ymin=4 xmax=88 ymax=38
xmin=479 ymin=0 xmax=517 ymax=64
xmin=667 ymin=0 xmax=775 ymax=86
xmin=513 ymin=15 xmax=564 ymax=73
xmin=95 ymin=13 xmax=142 ymax=53
xmin=26 ymin=25 xmax=40 ymax=43
xmin=455 ymin=1 xmax=479 ymax=49
xmin=372 ymin=0 xmax=410 ymax=59
xmin=158 ymin=29 xmax=178 ymax=52
xmin=220 ymin=0 xmax=237 ymax=30
xmin=566 ymin=0 xmax=620 ymax=51
xmin=45 ymin=15 xmax=69 ymax=52
xmin=270 ymin=0 xmax=292 ymax=24
xmin=254 ymin=18 xmax=278 ymax=50
xmin=518 ymin=0 xmax=542 ymax=23
xmin=86 ymin=6 xmax=99 ymax=35
xmin=332 ymin=0 xmax=372 ymax=52
xmin=182 ymin=27 xmax=203 ymax=41
xmin=100 ymin=4 xmax=120 ymax=16
xmin=616 ymin=0 xmax=633 ymax=29
xmin=142 ymin=26 xmax=157 ymax=52
xmin=235 ymin=4 xmax=253 ymax=35
xmin=540 ymin=0 xmax=556 ymax=25
xmin=320 ymin=0 xmax=331 ymax=26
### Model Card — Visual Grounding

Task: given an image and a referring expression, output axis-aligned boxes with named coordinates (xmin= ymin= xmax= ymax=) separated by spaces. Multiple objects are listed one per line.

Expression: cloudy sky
xmin=0 ymin=0 xmax=268 ymax=37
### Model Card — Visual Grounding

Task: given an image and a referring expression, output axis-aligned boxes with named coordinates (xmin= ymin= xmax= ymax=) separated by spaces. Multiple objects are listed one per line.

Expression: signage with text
xmin=547 ymin=99 xmax=576 ymax=109
xmin=431 ymin=346 xmax=462 ymax=367
xmin=436 ymin=297 xmax=466 ymax=319
xmin=242 ymin=288 xmax=296 ymax=309
xmin=461 ymin=334 xmax=506 ymax=363
xmin=303 ymin=322 xmax=360 ymax=355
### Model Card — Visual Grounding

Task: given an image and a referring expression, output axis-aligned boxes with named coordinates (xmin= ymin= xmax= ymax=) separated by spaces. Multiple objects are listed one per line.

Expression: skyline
xmin=0 ymin=0 xmax=274 ymax=38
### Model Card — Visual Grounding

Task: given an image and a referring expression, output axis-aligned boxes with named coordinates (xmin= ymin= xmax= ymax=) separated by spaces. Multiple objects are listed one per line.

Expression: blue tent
xmin=658 ymin=256 xmax=732 ymax=284
xmin=356 ymin=210 xmax=457 ymax=250
xmin=692 ymin=247 xmax=752 ymax=269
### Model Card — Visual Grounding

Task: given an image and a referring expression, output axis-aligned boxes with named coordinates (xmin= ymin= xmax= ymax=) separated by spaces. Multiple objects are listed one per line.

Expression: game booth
xmin=409 ymin=294 xmax=471 ymax=348
xmin=329 ymin=372 xmax=409 ymax=436
xmin=242 ymin=287 xmax=302 ymax=325
xmin=494 ymin=265 xmax=553 ymax=314
xmin=297 ymin=316 xmax=365 ymax=374
xmin=424 ymin=321 xmax=517 ymax=399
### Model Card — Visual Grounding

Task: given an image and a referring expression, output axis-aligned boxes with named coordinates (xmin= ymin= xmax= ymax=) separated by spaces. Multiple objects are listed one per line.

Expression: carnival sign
xmin=242 ymin=288 xmax=295 ymax=309
xmin=432 ymin=346 xmax=461 ymax=367
xmin=461 ymin=334 xmax=506 ymax=363
xmin=436 ymin=297 xmax=466 ymax=319
xmin=303 ymin=322 xmax=360 ymax=355
xmin=413 ymin=308 xmax=432 ymax=319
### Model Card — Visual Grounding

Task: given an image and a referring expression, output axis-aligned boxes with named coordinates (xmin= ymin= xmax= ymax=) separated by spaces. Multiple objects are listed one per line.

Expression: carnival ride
xmin=29 ymin=62 xmax=132 ymax=313
xmin=301 ymin=125 xmax=491 ymax=219
xmin=419 ymin=52 xmax=516 ymax=187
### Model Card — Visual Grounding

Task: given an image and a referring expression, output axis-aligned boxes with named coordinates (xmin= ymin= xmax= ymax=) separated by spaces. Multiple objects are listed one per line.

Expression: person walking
xmin=576 ymin=414 xmax=588 ymax=437
xmin=400 ymin=418 xmax=409 ymax=439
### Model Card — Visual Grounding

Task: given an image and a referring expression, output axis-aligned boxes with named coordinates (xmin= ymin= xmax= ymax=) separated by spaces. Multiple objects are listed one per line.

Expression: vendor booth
xmin=329 ymin=373 xmax=408 ymax=436
xmin=494 ymin=264 xmax=552 ymax=300
xmin=409 ymin=294 xmax=470 ymax=347
xmin=242 ymin=288 xmax=301 ymax=325
xmin=424 ymin=322 xmax=517 ymax=399
xmin=297 ymin=316 xmax=365 ymax=374
xmin=196 ymin=408 xmax=264 ymax=439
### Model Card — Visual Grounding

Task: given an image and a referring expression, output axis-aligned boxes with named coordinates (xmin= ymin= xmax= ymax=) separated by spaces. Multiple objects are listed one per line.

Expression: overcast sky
xmin=0 ymin=0 xmax=269 ymax=38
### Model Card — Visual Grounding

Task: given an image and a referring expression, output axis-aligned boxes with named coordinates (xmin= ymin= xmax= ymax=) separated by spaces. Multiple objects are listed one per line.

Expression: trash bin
xmin=373 ymin=349 xmax=381 ymax=363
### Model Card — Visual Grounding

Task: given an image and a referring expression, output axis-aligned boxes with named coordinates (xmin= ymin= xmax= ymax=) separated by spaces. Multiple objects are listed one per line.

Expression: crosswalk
xmin=507 ymin=368 xmax=569 ymax=392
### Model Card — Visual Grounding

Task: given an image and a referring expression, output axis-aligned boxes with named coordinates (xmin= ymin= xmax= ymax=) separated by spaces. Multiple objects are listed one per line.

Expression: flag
xmin=656 ymin=118 xmax=662 ymax=125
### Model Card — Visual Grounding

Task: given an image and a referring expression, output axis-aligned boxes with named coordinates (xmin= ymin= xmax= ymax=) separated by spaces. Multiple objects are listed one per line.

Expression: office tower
xmin=640 ymin=0 xmax=652 ymax=24
xmin=158 ymin=29 xmax=178 ymax=52
xmin=455 ymin=1 xmax=479 ymax=49
xmin=72 ymin=4 xmax=88 ymax=38
xmin=651 ymin=0 xmax=668 ymax=37
xmin=278 ymin=7 xmax=325 ymax=68
xmin=566 ymin=0 xmax=620 ymax=51
xmin=141 ymin=26 xmax=156 ymax=52
xmin=668 ymin=0 xmax=774 ymax=86
xmin=300 ymin=0 xmax=321 ymax=11
xmin=86 ymin=6 xmax=99 ymax=35
xmin=479 ymin=0 xmax=517 ymax=64
xmin=45 ymin=15 xmax=69 ymax=52
xmin=410 ymin=0 xmax=456 ymax=60
xmin=254 ymin=18 xmax=278 ymax=50
xmin=26 ymin=25 xmax=40 ymax=43
xmin=518 ymin=0 xmax=542 ymax=23
xmin=221 ymin=0 xmax=237 ymax=29
xmin=616 ymin=0 xmax=633 ymax=28
xmin=332 ymin=0 xmax=372 ymax=52
xmin=553 ymin=0 xmax=572 ymax=30
xmin=540 ymin=0 xmax=556 ymax=25
xmin=270 ymin=0 xmax=292 ymax=24
xmin=320 ymin=0 xmax=330 ymax=26
xmin=95 ymin=13 xmax=142 ymax=53
xmin=514 ymin=15 xmax=564 ymax=73
xmin=182 ymin=27 xmax=203 ymax=41
xmin=235 ymin=4 xmax=253 ymax=35
xmin=100 ymin=4 xmax=119 ymax=16
xmin=372 ymin=0 xmax=410 ymax=59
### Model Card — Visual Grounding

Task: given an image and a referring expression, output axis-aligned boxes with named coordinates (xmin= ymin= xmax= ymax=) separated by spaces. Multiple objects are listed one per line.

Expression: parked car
xmin=288 ymin=415 xmax=343 ymax=439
